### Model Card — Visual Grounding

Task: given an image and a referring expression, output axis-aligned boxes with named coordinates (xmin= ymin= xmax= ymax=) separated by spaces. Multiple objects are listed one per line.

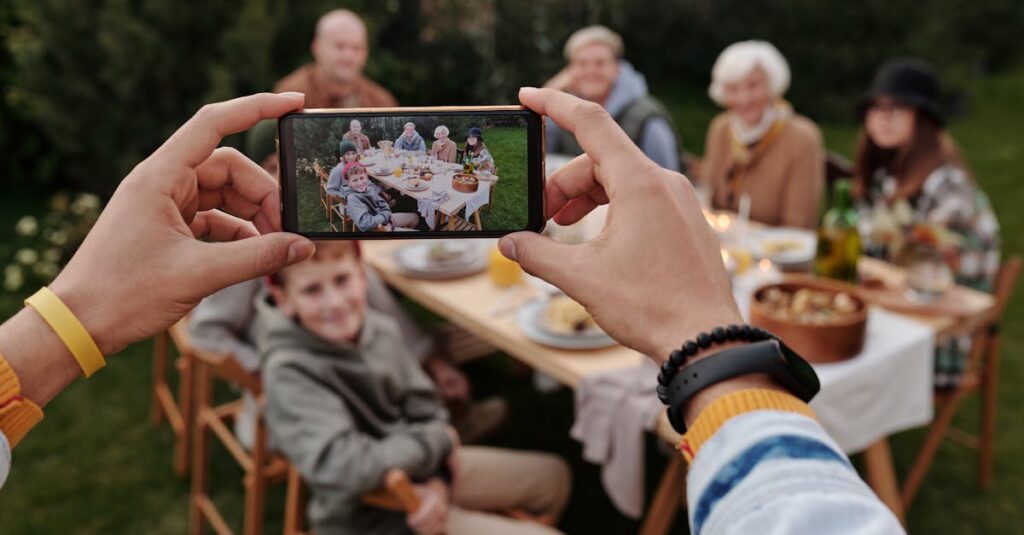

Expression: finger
xmin=544 ymin=154 xmax=602 ymax=219
xmin=519 ymin=87 xmax=645 ymax=167
xmin=195 ymin=147 xmax=281 ymax=233
xmin=553 ymin=194 xmax=605 ymax=226
xmin=188 ymin=210 xmax=260 ymax=241
xmin=159 ymin=92 xmax=304 ymax=168
xmin=498 ymin=232 xmax=585 ymax=295
xmin=189 ymin=233 xmax=315 ymax=295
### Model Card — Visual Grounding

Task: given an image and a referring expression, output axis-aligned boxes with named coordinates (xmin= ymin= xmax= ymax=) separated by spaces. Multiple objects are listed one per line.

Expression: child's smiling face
xmin=343 ymin=150 xmax=359 ymax=163
xmin=348 ymin=167 xmax=369 ymax=192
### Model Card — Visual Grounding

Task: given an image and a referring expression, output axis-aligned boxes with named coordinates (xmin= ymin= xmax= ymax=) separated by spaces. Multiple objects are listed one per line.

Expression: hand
xmin=444 ymin=425 xmax=461 ymax=488
xmin=426 ymin=357 xmax=470 ymax=403
xmin=48 ymin=92 xmax=316 ymax=355
xmin=407 ymin=478 xmax=450 ymax=535
xmin=500 ymin=88 xmax=743 ymax=363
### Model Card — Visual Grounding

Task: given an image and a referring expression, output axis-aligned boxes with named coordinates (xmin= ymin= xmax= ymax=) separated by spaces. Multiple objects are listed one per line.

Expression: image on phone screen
xmin=279 ymin=107 xmax=545 ymax=239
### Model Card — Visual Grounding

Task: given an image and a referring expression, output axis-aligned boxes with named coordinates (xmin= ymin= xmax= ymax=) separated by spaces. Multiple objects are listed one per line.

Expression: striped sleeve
xmin=686 ymin=409 xmax=904 ymax=535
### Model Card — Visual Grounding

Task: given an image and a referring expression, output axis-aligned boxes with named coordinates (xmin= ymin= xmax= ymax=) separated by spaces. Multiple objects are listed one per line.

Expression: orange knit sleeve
xmin=0 ymin=351 xmax=44 ymax=448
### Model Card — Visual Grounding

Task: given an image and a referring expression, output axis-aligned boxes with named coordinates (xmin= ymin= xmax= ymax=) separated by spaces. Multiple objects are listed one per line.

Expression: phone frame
xmin=278 ymin=106 xmax=546 ymax=239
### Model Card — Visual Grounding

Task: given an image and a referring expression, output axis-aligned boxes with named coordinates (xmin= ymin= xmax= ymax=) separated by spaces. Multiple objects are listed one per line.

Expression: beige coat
xmin=430 ymin=138 xmax=458 ymax=162
xmin=703 ymin=112 xmax=825 ymax=229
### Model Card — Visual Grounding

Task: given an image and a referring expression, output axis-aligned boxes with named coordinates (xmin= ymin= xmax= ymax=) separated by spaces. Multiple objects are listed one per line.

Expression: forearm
xmin=0 ymin=306 xmax=81 ymax=408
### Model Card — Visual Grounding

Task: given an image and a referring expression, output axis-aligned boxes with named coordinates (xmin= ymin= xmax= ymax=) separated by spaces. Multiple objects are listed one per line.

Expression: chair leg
xmin=639 ymin=455 xmax=686 ymax=535
xmin=189 ymin=362 xmax=211 ymax=535
xmin=243 ymin=420 xmax=269 ymax=535
xmin=151 ymin=332 xmax=169 ymax=425
xmin=901 ymin=386 xmax=972 ymax=510
xmin=174 ymin=352 xmax=195 ymax=478
xmin=284 ymin=465 xmax=305 ymax=535
xmin=979 ymin=332 xmax=1002 ymax=489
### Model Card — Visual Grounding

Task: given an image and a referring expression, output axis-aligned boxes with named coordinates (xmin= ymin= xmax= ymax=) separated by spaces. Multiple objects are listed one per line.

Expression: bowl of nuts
xmin=750 ymin=275 xmax=867 ymax=363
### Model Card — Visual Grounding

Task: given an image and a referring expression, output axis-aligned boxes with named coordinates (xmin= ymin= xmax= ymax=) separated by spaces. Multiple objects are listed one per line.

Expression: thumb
xmin=499 ymin=232 xmax=582 ymax=293
xmin=195 ymin=233 xmax=315 ymax=295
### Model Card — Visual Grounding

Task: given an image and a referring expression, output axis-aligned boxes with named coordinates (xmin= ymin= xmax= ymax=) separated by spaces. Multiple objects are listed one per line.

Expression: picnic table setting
xmin=358 ymin=141 xmax=497 ymax=230
xmin=358 ymin=155 xmax=1001 ymax=533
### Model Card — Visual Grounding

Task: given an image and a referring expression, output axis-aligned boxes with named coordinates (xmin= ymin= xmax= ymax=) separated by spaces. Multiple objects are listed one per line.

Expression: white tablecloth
xmin=735 ymin=284 xmax=936 ymax=454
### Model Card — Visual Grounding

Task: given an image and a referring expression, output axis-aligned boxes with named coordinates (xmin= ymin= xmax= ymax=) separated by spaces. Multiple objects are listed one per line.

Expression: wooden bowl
xmin=749 ymin=275 xmax=868 ymax=363
xmin=452 ymin=173 xmax=479 ymax=193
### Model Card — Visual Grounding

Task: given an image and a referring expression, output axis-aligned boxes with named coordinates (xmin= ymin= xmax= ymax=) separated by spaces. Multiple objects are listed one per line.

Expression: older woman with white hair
xmin=701 ymin=41 xmax=824 ymax=229
xmin=430 ymin=124 xmax=458 ymax=162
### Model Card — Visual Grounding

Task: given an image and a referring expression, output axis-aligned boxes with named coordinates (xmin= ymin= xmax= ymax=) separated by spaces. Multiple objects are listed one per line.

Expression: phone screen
xmin=278 ymin=107 xmax=545 ymax=239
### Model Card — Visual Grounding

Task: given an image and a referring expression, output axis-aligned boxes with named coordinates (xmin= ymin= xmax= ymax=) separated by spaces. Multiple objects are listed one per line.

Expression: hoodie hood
xmin=604 ymin=61 xmax=650 ymax=118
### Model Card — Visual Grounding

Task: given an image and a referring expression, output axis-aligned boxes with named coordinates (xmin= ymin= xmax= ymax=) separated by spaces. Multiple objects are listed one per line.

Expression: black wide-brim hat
xmin=857 ymin=58 xmax=944 ymax=126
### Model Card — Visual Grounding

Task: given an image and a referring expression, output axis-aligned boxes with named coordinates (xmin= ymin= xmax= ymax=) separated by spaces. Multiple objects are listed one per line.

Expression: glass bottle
xmin=813 ymin=179 xmax=861 ymax=282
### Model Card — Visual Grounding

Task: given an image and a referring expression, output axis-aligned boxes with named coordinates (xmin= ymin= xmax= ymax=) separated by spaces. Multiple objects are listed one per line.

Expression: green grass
xmin=3 ymin=69 xmax=1024 ymax=533
xmin=297 ymin=127 xmax=528 ymax=233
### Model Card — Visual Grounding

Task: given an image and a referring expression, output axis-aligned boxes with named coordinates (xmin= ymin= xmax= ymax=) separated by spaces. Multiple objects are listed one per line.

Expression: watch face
xmin=777 ymin=340 xmax=821 ymax=400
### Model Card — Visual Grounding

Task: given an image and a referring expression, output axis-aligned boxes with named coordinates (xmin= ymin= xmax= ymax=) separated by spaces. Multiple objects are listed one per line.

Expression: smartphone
xmin=278 ymin=106 xmax=545 ymax=239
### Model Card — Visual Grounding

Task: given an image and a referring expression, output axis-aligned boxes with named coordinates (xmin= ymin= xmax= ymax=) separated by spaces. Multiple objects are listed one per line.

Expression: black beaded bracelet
xmin=656 ymin=324 xmax=778 ymax=405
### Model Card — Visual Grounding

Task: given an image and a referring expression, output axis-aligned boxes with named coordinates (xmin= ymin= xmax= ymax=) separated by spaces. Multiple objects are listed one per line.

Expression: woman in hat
xmin=701 ymin=41 xmax=825 ymax=229
xmin=854 ymin=58 xmax=1001 ymax=388
xmin=326 ymin=140 xmax=361 ymax=197
xmin=461 ymin=127 xmax=494 ymax=173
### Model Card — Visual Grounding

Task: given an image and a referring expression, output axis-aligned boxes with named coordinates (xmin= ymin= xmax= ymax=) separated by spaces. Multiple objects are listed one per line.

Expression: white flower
xmin=3 ymin=265 xmax=24 ymax=292
xmin=15 ymin=216 xmax=38 ymax=236
xmin=43 ymin=248 xmax=62 ymax=263
xmin=71 ymin=193 xmax=101 ymax=215
xmin=48 ymin=230 xmax=67 ymax=246
xmin=16 ymin=248 xmax=38 ymax=265
xmin=32 ymin=262 xmax=59 ymax=280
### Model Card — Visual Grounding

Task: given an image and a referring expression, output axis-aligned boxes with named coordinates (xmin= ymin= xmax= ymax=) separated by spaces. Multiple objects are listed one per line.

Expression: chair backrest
xmin=193 ymin=347 xmax=263 ymax=396
xmin=991 ymin=256 xmax=1022 ymax=319
xmin=167 ymin=315 xmax=194 ymax=355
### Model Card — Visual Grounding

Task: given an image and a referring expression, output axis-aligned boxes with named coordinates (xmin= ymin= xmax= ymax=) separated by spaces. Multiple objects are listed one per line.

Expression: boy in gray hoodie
xmin=260 ymin=242 xmax=570 ymax=535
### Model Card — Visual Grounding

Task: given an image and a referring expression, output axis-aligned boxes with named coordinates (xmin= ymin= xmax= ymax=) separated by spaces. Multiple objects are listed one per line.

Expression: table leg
xmin=640 ymin=455 xmax=686 ymax=535
xmin=473 ymin=210 xmax=482 ymax=230
xmin=448 ymin=214 xmax=456 ymax=231
xmin=862 ymin=437 xmax=905 ymax=524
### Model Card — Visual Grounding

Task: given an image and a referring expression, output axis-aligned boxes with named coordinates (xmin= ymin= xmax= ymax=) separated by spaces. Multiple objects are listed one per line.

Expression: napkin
xmin=417 ymin=190 xmax=449 ymax=230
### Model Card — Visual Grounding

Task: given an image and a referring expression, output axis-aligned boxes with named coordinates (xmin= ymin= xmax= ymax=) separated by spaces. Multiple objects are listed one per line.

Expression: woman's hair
xmin=466 ymin=137 xmax=486 ymax=155
xmin=434 ymin=125 xmax=449 ymax=138
xmin=853 ymin=110 xmax=966 ymax=199
xmin=708 ymin=40 xmax=790 ymax=107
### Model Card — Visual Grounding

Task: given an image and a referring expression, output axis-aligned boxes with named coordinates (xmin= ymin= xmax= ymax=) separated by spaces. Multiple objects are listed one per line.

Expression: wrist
xmin=0 ymin=307 xmax=81 ymax=407
xmin=48 ymin=275 xmax=117 ymax=356
xmin=650 ymin=308 xmax=744 ymax=363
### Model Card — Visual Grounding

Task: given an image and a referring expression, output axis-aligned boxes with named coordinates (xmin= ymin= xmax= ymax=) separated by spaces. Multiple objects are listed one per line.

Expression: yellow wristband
xmin=24 ymin=287 xmax=106 ymax=378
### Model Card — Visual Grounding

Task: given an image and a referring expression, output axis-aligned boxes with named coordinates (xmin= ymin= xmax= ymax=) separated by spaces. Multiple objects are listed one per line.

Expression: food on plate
xmin=427 ymin=242 xmax=468 ymax=266
xmin=758 ymin=286 xmax=861 ymax=324
xmin=761 ymin=239 xmax=806 ymax=256
xmin=544 ymin=296 xmax=597 ymax=335
xmin=420 ymin=171 xmax=434 ymax=181
xmin=407 ymin=178 xmax=425 ymax=189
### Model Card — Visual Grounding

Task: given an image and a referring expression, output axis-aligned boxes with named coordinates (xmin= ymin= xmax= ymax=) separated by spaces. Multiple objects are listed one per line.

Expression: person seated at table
xmin=462 ymin=127 xmax=494 ymax=173
xmin=395 ymin=122 xmax=427 ymax=152
xmin=260 ymin=241 xmax=571 ymax=535
xmin=326 ymin=140 xmax=362 ymax=197
xmin=430 ymin=125 xmax=458 ymax=162
xmin=343 ymin=119 xmax=372 ymax=152
xmin=543 ymin=25 xmax=682 ymax=172
xmin=701 ymin=40 xmax=825 ymax=229
xmin=853 ymin=58 xmax=1001 ymax=389
xmin=344 ymin=162 xmax=420 ymax=231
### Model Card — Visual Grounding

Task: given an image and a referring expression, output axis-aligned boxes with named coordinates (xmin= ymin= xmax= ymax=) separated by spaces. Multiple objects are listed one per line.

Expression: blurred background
xmin=2 ymin=0 xmax=1023 ymax=533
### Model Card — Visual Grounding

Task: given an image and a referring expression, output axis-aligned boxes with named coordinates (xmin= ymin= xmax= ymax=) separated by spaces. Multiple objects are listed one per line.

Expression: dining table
xmin=359 ymin=149 xmax=497 ymax=230
xmin=360 ymin=158 xmax=998 ymax=532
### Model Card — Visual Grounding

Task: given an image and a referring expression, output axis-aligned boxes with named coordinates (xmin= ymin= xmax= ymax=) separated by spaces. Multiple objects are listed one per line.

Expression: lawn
xmin=297 ymin=126 xmax=528 ymax=233
xmin=2 ymin=68 xmax=1024 ymax=533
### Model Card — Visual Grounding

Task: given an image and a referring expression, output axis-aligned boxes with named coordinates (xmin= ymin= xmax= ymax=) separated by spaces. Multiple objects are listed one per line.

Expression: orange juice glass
xmin=488 ymin=247 xmax=522 ymax=287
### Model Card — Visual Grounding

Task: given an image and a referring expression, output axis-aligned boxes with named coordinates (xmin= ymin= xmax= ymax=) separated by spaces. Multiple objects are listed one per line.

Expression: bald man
xmin=274 ymin=9 xmax=397 ymax=108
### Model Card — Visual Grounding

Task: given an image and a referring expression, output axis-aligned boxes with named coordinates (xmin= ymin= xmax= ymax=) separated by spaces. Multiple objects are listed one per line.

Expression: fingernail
xmin=519 ymin=86 xmax=538 ymax=95
xmin=287 ymin=239 xmax=315 ymax=264
xmin=498 ymin=238 xmax=517 ymax=261
xmin=280 ymin=91 xmax=305 ymax=99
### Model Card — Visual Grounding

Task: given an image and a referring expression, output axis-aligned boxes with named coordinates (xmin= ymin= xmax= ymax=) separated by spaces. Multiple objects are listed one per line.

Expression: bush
xmin=3 ymin=0 xmax=1021 ymax=194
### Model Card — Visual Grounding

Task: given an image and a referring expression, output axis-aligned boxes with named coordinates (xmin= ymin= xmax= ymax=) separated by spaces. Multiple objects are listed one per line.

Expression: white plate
xmin=393 ymin=241 xmax=487 ymax=279
xmin=752 ymin=227 xmax=817 ymax=265
xmin=516 ymin=299 xmax=617 ymax=350
xmin=404 ymin=180 xmax=429 ymax=191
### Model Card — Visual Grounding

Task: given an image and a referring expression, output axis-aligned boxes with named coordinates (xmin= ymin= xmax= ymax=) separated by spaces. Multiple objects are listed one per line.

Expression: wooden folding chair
xmin=189 ymin=348 xmax=289 ymax=535
xmin=900 ymin=256 xmax=1022 ymax=510
xmin=151 ymin=316 xmax=196 ymax=477
xmin=284 ymin=466 xmax=421 ymax=535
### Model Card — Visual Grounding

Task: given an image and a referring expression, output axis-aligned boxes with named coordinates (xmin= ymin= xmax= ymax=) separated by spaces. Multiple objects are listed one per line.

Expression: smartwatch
xmin=664 ymin=339 xmax=820 ymax=433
